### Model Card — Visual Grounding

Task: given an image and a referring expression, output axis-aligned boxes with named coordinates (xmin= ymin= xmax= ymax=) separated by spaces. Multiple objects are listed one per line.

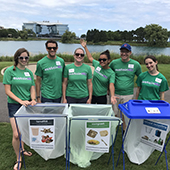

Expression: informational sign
xmin=145 ymin=107 xmax=161 ymax=114
xmin=85 ymin=121 xmax=110 ymax=153
xmin=29 ymin=118 xmax=55 ymax=149
xmin=140 ymin=119 xmax=169 ymax=152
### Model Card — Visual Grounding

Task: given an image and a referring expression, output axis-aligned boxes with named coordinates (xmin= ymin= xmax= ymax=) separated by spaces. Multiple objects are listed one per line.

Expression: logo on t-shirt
xmin=69 ymin=69 xmax=74 ymax=73
xmin=56 ymin=61 xmax=61 ymax=65
xmin=155 ymin=78 xmax=162 ymax=83
xmin=128 ymin=64 xmax=134 ymax=68
xmin=96 ymin=67 xmax=101 ymax=72
xmin=24 ymin=72 xmax=30 ymax=76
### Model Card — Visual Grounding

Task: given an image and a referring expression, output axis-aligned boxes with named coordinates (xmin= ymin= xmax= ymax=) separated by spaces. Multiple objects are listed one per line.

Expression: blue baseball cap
xmin=120 ymin=43 xmax=131 ymax=52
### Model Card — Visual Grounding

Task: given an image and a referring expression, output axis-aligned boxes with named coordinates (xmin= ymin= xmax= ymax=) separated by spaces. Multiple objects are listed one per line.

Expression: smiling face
xmin=46 ymin=42 xmax=58 ymax=59
xmin=74 ymin=48 xmax=85 ymax=63
xmin=98 ymin=54 xmax=110 ymax=68
xmin=17 ymin=52 xmax=29 ymax=68
xmin=145 ymin=58 xmax=158 ymax=72
xmin=120 ymin=49 xmax=132 ymax=62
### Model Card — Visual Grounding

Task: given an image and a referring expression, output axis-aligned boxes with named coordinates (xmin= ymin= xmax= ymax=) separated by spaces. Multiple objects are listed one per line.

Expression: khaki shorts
xmin=110 ymin=94 xmax=134 ymax=117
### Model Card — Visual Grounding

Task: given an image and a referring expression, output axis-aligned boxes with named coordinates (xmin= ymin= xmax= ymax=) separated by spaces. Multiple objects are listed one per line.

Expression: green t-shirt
xmin=3 ymin=66 xmax=35 ymax=104
xmin=35 ymin=56 xmax=65 ymax=99
xmin=92 ymin=59 xmax=115 ymax=96
xmin=109 ymin=58 xmax=142 ymax=95
xmin=136 ymin=71 xmax=169 ymax=100
xmin=64 ymin=63 xmax=92 ymax=99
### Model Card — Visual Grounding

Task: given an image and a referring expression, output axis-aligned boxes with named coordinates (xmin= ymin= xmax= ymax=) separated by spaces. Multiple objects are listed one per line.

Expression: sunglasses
xmin=18 ymin=56 xmax=29 ymax=60
xmin=75 ymin=53 xmax=85 ymax=57
xmin=47 ymin=47 xmax=57 ymax=50
xmin=98 ymin=58 xmax=107 ymax=62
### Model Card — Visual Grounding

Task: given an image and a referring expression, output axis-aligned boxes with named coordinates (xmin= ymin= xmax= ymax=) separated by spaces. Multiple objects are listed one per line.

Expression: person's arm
xmin=30 ymin=86 xmax=37 ymax=106
xmin=160 ymin=92 xmax=165 ymax=100
xmin=62 ymin=77 xmax=68 ymax=103
xmin=35 ymin=75 xmax=41 ymax=103
xmin=86 ymin=79 xmax=93 ymax=104
xmin=109 ymin=83 xmax=119 ymax=104
xmin=135 ymin=87 xmax=141 ymax=99
xmin=4 ymin=84 xmax=31 ymax=107
xmin=80 ymin=39 xmax=94 ymax=63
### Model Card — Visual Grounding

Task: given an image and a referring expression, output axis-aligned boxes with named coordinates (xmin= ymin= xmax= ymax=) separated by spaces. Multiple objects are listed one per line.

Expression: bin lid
xmin=118 ymin=100 xmax=170 ymax=119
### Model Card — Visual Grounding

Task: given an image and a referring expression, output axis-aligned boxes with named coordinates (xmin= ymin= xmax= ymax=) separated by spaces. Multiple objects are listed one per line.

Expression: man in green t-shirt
xmin=110 ymin=43 xmax=142 ymax=117
xmin=35 ymin=39 xmax=65 ymax=103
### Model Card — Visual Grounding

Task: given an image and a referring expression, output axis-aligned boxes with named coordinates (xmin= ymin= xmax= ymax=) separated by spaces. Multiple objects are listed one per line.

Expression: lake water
xmin=0 ymin=40 xmax=170 ymax=56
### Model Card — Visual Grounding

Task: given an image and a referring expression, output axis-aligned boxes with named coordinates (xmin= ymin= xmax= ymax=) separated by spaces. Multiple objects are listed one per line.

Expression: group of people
xmin=3 ymin=39 xmax=169 ymax=170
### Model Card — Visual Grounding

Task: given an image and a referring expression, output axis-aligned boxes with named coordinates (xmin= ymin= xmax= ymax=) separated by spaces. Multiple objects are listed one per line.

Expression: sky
xmin=1 ymin=0 xmax=170 ymax=37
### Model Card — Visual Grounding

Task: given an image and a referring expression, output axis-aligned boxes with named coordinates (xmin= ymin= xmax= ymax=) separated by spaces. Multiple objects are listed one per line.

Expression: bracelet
xmin=36 ymin=96 xmax=40 ymax=99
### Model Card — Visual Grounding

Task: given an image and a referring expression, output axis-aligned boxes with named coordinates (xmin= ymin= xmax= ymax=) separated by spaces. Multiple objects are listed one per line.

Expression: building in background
xmin=22 ymin=21 xmax=69 ymax=37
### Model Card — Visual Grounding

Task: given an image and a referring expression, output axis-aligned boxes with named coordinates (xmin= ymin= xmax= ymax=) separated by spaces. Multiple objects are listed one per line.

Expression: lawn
xmin=0 ymin=62 xmax=170 ymax=85
xmin=0 ymin=122 xmax=170 ymax=170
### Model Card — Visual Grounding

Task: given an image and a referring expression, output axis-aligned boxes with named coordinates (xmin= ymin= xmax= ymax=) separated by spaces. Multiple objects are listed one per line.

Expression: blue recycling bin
xmin=116 ymin=100 xmax=170 ymax=170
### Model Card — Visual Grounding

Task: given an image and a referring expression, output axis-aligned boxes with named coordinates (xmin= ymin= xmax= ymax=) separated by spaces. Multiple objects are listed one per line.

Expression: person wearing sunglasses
xmin=35 ymin=39 xmax=65 ymax=103
xmin=62 ymin=48 xmax=92 ymax=104
xmin=3 ymin=48 xmax=36 ymax=170
xmin=80 ymin=39 xmax=117 ymax=104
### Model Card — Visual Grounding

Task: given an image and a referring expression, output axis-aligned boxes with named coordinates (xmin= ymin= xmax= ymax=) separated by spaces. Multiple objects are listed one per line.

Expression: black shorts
xmin=41 ymin=96 xmax=61 ymax=103
xmin=8 ymin=103 xmax=22 ymax=118
xmin=91 ymin=95 xmax=107 ymax=104
xmin=66 ymin=96 xmax=89 ymax=104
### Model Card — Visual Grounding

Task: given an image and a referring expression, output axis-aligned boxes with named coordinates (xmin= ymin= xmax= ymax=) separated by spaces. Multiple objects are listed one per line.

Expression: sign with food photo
xmin=29 ymin=118 xmax=55 ymax=149
xmin=85 ymin=121 xmax=110 ymax=153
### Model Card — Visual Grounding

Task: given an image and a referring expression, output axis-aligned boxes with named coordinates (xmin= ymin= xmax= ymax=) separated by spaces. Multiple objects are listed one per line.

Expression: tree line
xmin=83 ymin=24 xmax=170 ymax=47
xmin=1 ymin=24 xmax=170 ymax=47
xmin=0 ymin=28 xmax=36 ymax=39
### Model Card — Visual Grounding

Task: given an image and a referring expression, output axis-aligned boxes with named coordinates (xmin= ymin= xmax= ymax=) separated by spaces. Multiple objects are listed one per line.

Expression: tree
xmin=80 ymin=34 xmax=86 ymax=39
xmin=99 ymin=30 xmax=108 ymax=42
xmin=134 ymin=27 xmax=145 ymax=42
xmin=144 ymin=24 xmax=169 ymax=47
xmin=26 ymin=29 xmax=36 ymax=37
xmin=18 ymin=29 xmax=28 ymax=39
xmin=0 ymin=29 xmax=8 ymax=37
xmin=7 ymin=28 xmax=19 ymax=38
xmin=61 ymin=30 xmax=76 ymax=43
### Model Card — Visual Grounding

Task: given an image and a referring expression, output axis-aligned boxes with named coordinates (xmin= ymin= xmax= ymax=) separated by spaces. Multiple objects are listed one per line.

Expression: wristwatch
xmin=36 ymin=96 xmax=40 ymax=99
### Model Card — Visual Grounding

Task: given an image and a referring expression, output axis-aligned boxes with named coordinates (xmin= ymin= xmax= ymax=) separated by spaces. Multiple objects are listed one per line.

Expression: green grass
xmin=1 ymin=62 xmax=170 ymax=86
xmin=0 ymin=122 xmax=169 ymax=170
xmin=0 ymin=62 xmax=13 ymax=82
xmin=133 ymin=64 xmax=170 ymax=87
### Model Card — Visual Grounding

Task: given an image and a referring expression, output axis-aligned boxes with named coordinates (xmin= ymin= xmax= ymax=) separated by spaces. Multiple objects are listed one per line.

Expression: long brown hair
xmin=13 ymin=48 xmax=29 ymax=71
xmin=144 ymin=55 xmax=159 ymax=71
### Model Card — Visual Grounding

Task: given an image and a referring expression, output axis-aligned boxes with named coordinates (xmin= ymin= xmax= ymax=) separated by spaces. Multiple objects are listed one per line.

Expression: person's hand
xmin=62 ymin=98 xmax=67 ymax=103
xmin=86 ymin=98 xmax=91 ymax=104
xmin=80 ymin=39 xmax=86 ymax=48
xmin=111 ymin=96 xmax=119 ymax=105
xmin=30 ymin=100 xmax=37 ymax=106
xmin=20 ymin=100 xmax=31 ymax=107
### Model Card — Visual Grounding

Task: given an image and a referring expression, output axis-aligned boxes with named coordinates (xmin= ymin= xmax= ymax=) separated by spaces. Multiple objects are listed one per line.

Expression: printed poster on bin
xmin=29 ymin=118 xmax=55 ymax=149
xmin=85 ymin=121 xmax=110 ymax=153
xmin=140 ymin=119 xmax=169 ymax=152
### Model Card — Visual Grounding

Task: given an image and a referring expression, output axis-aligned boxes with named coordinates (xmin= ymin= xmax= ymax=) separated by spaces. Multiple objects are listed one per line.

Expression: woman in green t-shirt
xmin=62 ymin=47 xmax=93 ymax=104
xmin=135 ymin=55 xmax=169 ymax=100
xmin=3 ymin=48 xmax=37 ymax=170
xmin=80 ymin=39 xmax=118 ymax=104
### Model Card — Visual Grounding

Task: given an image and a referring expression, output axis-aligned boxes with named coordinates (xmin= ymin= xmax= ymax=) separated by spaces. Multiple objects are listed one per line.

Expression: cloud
xmin=0 ymin=0 xmax=170 ymax=36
